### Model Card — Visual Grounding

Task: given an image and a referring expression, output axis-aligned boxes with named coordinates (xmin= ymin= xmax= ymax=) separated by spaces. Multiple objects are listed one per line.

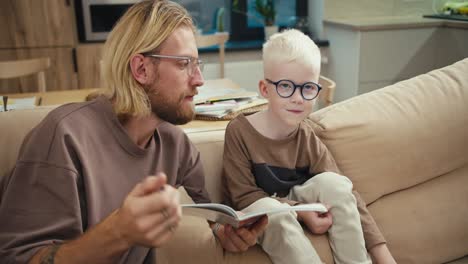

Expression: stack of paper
xmin=195 ymin=97 xmax=268 ymax=118
xmin=193 ymin=85 xmax=267 ymax=120
xmin=0 ymin=96 xmax=37 ymax=112
xmin=194 ymin=86 xmax=258 ymax=105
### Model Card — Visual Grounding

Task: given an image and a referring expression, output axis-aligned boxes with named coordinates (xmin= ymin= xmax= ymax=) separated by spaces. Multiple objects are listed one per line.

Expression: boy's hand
xmin=211 ymin=216 xmax=268 ymax=252
xmin=297 ymin=205 xmax=333 ymax=235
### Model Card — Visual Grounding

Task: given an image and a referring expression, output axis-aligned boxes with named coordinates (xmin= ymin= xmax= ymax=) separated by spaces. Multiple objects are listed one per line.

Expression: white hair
xmin=262 ymin=29 xmax=320 ymax=76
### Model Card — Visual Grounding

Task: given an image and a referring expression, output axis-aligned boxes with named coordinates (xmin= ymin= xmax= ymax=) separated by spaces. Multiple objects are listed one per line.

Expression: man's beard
xmin=149 ymin=88 xmax=195 ymax=125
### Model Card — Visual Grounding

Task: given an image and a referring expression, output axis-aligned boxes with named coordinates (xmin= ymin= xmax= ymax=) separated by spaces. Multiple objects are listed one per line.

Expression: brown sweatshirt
xmin=0 ymin=97 xmax=210 ymax=263
xmin=222 ymin=114 xmax=385 ymax=250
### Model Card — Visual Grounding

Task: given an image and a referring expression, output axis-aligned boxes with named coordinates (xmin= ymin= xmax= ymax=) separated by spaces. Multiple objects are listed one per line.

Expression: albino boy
xmin=220 ymin=29 xmax=396 ymax=263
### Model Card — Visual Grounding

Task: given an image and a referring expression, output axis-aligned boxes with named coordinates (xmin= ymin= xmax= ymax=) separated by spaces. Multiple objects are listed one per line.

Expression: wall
xmin=324 ymin=0 xmax=446 ymax=19
xmin=213 ymin=0 xmax=453 ymax=93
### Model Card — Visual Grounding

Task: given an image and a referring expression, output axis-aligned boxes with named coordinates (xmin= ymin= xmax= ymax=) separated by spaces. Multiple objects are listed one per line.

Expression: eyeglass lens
xmin=188 ymin=58 xmax=204 ymax=76
xmin=276 ymin=80 xmax=320 ymax=100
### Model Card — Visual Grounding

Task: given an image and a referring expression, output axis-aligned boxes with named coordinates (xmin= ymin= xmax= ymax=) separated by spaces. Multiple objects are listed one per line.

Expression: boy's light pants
xmin=242 ymin=172 xmax=371 ymax=264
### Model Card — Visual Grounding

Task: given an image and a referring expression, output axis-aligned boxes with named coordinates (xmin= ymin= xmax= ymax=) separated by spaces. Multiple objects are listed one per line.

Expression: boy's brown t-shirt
xmin=222 ymin=114 xmax=385 ymax=249
xmin=0 ymin=97 xmax=210 ymax=263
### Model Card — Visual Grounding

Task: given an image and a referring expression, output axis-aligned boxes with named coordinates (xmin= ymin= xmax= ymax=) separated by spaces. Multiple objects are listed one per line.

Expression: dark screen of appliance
xmin=90 ymin=4 xmax=131 ymax=32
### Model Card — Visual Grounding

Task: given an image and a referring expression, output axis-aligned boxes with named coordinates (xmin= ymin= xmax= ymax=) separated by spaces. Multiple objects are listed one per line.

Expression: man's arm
xmin=28 ymin=174 xmax=181 ymax=264
xmin=29 ymin=212 xmax=129 ymax=264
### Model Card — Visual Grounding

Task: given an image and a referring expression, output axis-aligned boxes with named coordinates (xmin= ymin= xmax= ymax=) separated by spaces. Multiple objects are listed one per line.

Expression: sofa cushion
xmin=368 ymin=163 xmax=468 ymax=263
xmin=310 ymin=58 xmax=468 ymax=204
xmin=187 ymin=130 xmax=226 ymax=203
xmin=0 ymin=106 xmax=57 ymax=182
xmin=174 ymin=123 xmax=334 ymax=263
xmin=0 ymin=106 xmax=334 ymax=263
xmin=156 ymin=187 xmax=334 ymax=264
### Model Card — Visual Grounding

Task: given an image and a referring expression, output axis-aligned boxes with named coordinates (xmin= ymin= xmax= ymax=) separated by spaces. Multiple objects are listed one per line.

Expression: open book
xmin=181 ymin=203 xmax=328 ymax=228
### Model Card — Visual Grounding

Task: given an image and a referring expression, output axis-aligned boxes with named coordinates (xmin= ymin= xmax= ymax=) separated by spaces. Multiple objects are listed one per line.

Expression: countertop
xmin=199 ymin=38 xmax=329 ymax=53
xmin=324 ymin=15 xmax=468 ymax=31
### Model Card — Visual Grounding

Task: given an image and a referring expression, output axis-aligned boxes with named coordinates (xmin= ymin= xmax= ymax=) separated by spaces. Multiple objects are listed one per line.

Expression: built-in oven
xmin=75 ymin=0 xmax=141 ymax=42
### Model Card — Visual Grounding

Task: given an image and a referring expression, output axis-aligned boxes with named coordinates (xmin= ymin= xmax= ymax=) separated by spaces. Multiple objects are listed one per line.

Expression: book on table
xmin=193 ymin=83 xmax=270 ymax=120
xmin=195 ymin=97 xmax=268 ymax=118
xmin=181 ymin=202 xmax=328 ymax=228
xmin=194 ymin=86 xmax=258 ymax=105
xmin=0 ymin=96 xmax=38 ymax=112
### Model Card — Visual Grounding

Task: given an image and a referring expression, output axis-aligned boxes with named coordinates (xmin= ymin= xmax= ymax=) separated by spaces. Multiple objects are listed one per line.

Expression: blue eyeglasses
xmin=265 ymin=78 xmax=322 ymax=100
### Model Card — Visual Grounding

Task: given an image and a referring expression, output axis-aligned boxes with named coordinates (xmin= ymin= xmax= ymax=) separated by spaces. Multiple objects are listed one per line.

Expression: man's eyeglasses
xmin=142 ymin=53 xmax=204 ymax=77
xmin=265 ymin=78 xmax=322 ymax=100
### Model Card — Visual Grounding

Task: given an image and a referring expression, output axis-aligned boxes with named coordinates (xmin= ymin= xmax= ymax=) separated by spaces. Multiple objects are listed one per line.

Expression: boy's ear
xmin=130 ymin=54 xmax=151 ymax=85
xmin=259 ymin=79 xmax=270 ymax=98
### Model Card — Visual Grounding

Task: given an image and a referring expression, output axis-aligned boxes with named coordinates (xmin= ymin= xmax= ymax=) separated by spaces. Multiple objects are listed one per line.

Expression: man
xmin=0 ymin=1 xmax=267 ymax=263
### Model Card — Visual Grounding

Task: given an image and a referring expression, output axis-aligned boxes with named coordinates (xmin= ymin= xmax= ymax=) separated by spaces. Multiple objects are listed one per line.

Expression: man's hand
xmin=111 ymin=173 xmax=182 ymax=248
xmin=297 ymin=205 xmax=333 ymax=234
xmin=212 ymin=216 xmax=268 ymax=253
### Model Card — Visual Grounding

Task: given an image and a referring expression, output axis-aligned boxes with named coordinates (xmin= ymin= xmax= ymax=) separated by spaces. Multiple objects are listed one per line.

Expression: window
xmin=174 ymin=0 xmax=309 ymax=41
xmin=173 ymin=0 xmax=228 ymax=34
xmin=230 ymin=0 xmax=307 ymax=41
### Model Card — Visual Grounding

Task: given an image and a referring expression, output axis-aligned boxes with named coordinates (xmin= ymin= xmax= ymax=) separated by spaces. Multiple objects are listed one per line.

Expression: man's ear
xmin=259 ymin=79 xmax=269 ymax=98
xmin=130 ymin=54 xmax=151 ymax=85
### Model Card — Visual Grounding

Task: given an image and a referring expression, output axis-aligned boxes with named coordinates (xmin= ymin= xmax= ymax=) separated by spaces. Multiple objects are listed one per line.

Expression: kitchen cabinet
xmin=0 ymin=0 xmax=76 ymax=48
xmin=323 ymin=17 xmax=468 ymax=102
xmin=0 ymin=0 xmax=78 ymax=93
xmin=76 ymin=44 xmax=104 ymax=89
xmin=0 ymin=48 xmax=78 ymax=93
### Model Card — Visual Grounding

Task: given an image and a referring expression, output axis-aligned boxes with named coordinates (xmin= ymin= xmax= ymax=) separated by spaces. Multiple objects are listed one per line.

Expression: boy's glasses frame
xmin=265 ymin=78 xmax=322 ymax=100
xmin=142 ymin=53 xmax=204 ymax=77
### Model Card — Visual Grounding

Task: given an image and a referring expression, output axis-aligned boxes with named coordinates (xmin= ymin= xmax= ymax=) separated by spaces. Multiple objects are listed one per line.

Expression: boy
xmin=221 ymin=29 xmax=396 ymax=263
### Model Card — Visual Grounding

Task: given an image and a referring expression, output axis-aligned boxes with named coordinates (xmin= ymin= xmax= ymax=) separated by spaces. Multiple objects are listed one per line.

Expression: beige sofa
xmin=1 ymin=58 xmax=467 ymax=263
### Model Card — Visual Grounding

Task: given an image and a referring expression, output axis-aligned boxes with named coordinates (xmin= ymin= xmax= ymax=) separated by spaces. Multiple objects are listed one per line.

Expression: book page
xmin=181 ymin=203 xmax=327 ymax=228
xmin=182 ymin=203 xmax=238 ymax=217
xmin=238 ymin=203 xmax=327 ymax=222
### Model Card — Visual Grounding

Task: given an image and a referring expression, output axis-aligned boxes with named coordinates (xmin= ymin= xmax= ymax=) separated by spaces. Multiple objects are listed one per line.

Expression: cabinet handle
xmin=72 ymin=48 xmax=78 ymax=73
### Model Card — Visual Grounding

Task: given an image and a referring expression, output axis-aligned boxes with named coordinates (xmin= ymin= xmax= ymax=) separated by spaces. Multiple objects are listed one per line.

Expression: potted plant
xmin=254 ymin=0 xmax=276 ymax=26
xmin=233 ymin=0 xmax=278 ymax=40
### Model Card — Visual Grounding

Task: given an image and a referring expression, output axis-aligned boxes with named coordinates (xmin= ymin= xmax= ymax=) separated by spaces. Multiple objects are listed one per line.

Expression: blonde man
xmin=222 ymin=29 xmax=396 ymax=263
xmin=0 ymin=1 xmax=266 ymax=263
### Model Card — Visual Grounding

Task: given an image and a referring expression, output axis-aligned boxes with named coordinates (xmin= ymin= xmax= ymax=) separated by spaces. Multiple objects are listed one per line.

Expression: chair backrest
xmin=195 ymin=32 xmax=229 ymax=78
xmin=318 ymin=75 xmax=336 ymax=107
xmin=0 ymin=58 xmax=51 ymax=93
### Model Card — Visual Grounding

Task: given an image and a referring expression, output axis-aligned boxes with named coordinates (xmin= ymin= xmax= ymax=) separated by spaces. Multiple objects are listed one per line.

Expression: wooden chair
xmin=196 ymin=32 xmax=229 ymax=78
xmin=0 ymin=58 xmax=51 ymax=93
xmin=318 ymin=75 xmax=336 ymax=107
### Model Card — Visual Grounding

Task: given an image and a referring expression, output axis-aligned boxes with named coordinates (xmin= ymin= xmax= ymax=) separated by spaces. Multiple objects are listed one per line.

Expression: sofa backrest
xmin=0 ymin=107 xmax=55 ymax=182
xmin=309 ymin=58 xmax=468 ymax=205
xmin=0 ymin=106 xmax=227 ymax=203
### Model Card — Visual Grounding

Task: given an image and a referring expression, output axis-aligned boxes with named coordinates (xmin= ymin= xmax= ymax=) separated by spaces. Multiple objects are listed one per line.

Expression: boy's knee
xmin=314 ymin=172 xmax=353 ymax=197
xmin=266 ymin=211 xmax=300 ymax=235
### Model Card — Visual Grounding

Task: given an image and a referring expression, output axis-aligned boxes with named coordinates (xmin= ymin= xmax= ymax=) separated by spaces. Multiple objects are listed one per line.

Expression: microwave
xmin=75 ymin=0 xmax=141 ymax=42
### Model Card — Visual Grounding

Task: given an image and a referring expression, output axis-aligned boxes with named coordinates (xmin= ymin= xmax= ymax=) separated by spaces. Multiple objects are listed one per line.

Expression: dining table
xmin=1 ymin=78 xmax=242 ymax=133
